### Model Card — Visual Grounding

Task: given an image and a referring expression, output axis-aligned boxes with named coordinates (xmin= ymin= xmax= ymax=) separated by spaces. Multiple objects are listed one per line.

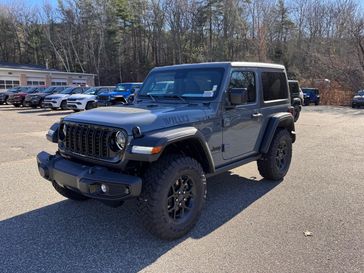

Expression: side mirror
xmin=228 ymin=88 xmax=248 ymax=105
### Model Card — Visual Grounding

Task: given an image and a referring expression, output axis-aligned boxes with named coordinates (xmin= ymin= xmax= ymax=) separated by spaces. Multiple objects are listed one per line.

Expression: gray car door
xmin=222 ymin=70 xmax=263 ymax=160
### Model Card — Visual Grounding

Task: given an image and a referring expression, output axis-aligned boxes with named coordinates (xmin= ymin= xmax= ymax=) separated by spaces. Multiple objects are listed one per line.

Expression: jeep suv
xmin=42 ymin=86 xmax=87 ymax=110
xmin=351 ymin=90 xmax=364 ymax=108
xmin=97 ymin=82 xmax=142 ymax=106
xmin=37 ymin=62 xmax=296 ymax=240
xmin=302 ymin=88 xmax=320 ymax=105
xmin=67 ymin=86 xmax=115 ymax=111
xmin=23 ymin=86 xmax=68 ymax=108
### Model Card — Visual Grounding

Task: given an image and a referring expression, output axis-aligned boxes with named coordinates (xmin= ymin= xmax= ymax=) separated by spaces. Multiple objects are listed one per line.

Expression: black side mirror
xmin=228 ymin=88 xmax=248 ymax=105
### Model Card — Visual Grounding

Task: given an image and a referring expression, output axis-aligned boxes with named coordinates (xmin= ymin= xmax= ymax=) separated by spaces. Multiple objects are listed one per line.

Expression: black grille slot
xmin=63 ymin=123 xmax=115 ymax=160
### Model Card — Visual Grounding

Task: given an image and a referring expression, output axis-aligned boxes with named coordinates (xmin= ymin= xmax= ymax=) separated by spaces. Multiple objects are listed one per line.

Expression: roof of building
xmin=0 ymin=62 xmax=94 ymax=76
xmin=0 ymin=62 xmax=58 ymax=72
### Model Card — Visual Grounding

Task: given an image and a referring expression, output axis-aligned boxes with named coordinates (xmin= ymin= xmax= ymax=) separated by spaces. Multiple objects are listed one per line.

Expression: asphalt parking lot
xmin=0 ymin=105 xmax=363 ymax=273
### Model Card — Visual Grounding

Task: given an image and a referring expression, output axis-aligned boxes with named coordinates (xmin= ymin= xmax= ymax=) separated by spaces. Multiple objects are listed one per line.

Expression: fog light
xmin=101 ymin=184 xmax=108 ymax=193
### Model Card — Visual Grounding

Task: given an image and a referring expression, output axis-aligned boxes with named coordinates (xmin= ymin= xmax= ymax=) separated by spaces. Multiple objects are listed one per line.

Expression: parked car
xmin=37 ymin=62 xmax=296 ymax=240
xmin=23 ymin=86 xmax=68 ymax=108
xmin=7 ymin=86 xmax=46 ymax=107
xmin=0 ymin=86 xmax=22 ymax=104
xmin=67 ymin=86 xmax=115 ymax=111
xmin=42 ymin=86 xmax=87 ymax=110
xmin=97 ymin=82 xmax=142 ymax=106
xmin=288 ymin=80 xmax=303 ymax=122
xmin=302 ymin=88 xmax=320 ymax=106
xmin=351 ymin=90 xmax=364 ymax=108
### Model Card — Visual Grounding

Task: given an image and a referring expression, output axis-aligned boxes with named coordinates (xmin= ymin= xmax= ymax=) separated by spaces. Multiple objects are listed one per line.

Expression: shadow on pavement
xmin=38 ymin=111 xmax=73 ymax=116
xmin=0 ymin=171 xmax=280 ymax=273
xmin=18 ymin=109 xmax=51 ymax=114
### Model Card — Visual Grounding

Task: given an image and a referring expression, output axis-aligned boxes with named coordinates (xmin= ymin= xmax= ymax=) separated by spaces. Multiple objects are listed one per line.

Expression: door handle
xmin=251 ymin=113 xmax=263 ymax=119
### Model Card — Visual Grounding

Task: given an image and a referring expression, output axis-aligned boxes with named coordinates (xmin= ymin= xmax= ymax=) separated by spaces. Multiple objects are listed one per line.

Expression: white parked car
xmin=67 ymin=86 xmax=115 ymax=111
xmin=43 ymin=87 xmax=87 ymax=110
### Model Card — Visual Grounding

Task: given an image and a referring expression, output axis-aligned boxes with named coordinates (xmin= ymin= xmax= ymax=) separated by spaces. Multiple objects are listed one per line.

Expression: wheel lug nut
xmin=179 ymin=203 xmax=182 ymax=206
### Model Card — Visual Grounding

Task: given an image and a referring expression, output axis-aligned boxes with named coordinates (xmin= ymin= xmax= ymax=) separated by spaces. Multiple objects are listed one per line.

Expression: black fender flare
xmin=260 ymin=113 xmax=296 ymax=154
xmin=126 ymin=126 xmax=215 ymax=173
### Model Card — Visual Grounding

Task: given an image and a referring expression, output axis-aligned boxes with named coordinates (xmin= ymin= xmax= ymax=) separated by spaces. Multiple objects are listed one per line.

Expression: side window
xmin=229 ymin=71 xmax=256 ymax=103
xmin=262 ymin=72 xmax=288 ymax=101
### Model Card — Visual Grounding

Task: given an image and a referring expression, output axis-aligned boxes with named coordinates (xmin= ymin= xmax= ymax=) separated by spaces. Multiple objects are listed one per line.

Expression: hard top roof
xmin=152 ymin=62 xmax=285 ymax=71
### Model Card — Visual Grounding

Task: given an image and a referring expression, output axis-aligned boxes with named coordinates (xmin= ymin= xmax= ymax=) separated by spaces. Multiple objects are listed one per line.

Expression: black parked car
xmin=23 ymin=86 xmax=68 ymax=108
xmin=351 ymin=90 xmax=364 ymax=108
xmin=0 ymin=87 xmax=22 ymax=104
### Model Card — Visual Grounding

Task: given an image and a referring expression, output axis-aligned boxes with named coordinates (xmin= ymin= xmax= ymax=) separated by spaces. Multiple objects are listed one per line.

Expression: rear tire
xmin=52 ymin=181 xmax=89 ymax=201
xmin=137 ymin=154 xmax=207 ymax=240
xmin=257 ymin=129 xmax=292 ymax=181
xmin=13 ymin=104 xmax=20 ymax=107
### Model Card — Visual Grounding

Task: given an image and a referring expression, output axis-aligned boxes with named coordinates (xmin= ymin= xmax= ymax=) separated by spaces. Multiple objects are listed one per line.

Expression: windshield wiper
xmin=163 ymin=94 xmax=186 ymax=102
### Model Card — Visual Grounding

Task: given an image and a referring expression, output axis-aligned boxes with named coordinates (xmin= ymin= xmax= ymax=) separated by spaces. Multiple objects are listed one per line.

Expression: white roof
xmin=230 ymin=62 xmax=285 ymax=69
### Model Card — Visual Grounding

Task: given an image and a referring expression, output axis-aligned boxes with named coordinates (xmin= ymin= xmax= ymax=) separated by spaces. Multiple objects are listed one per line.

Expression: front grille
xmin=63 ymin=123 xmax=119 ymax=161
xmin=97 ymin=95 xmax=110 ymax=101
xmin=67 ymin=98 xmax=77 ymax=102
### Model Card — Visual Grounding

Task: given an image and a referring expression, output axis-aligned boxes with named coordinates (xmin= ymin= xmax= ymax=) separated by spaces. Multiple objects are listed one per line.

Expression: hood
xmin=46 ymin=94 xmax=70 ymax=99
xmin=10 ymin=92 xmax=27 ymax=97
xmin=63 ymin=103 xmax=210 ymax=134
xmin=28 ymin=92 xmax=49 ymax=97
xmin=68 ymin=94 xmax=96 ymax=100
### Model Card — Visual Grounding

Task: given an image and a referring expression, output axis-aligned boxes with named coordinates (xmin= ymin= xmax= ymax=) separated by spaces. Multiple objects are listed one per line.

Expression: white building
xmin=0 ymin=62 xmax=95 ymax=91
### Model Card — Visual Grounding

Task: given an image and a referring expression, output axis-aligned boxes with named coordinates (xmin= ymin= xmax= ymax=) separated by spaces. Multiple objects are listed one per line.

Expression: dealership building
xmin=0 ymin=62 xmax=94 ymax=91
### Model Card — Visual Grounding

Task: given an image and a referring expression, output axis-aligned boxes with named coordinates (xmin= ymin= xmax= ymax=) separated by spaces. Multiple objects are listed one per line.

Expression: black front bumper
xmin=24 ymin=99 xmax=41 ymax=107
xmin=37 ymin=151 xmax=142 ymax=201
xmin=352 ymin=100 xmax=364 ymax=106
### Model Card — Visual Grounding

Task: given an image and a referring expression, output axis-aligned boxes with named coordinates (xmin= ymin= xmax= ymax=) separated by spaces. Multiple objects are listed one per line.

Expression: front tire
xmin=85 ymin=101 xmax=93 ymax=110
xmin=137 ymin=155 xmax=207 ymax=240
xmin=52 ymin=181 xmax=89 ymax=201
xmin=257 ymin=129 xmax=292 ymax=181
xmin=60 ymin=100 xmax=67 ymax=110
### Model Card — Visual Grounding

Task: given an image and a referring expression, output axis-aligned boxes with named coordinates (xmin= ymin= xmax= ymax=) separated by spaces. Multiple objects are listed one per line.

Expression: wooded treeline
xmin=0 ymin=0 xmax=363 ymax=89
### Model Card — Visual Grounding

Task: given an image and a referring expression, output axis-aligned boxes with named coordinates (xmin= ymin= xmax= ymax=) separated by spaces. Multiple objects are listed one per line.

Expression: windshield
xmin=84 ymin=87 xmax=106 ymax=95
xmin=116 ymin=84 xmax=132 ymax=91
xmin=8 ymin=87 xmax=19 ymax=93
xmin=138 ymin=68 xmax=225 ymax=100
xmin=60 ymin=87 xmax=75 ymax=94
xmin=357 ymin=90 xmax=364 ymax=96
xmin=24 ymin=87 xmax=38 ymax=93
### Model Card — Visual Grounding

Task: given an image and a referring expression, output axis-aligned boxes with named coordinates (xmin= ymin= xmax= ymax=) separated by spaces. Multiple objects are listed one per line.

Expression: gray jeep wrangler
xmin=37 ymin=62 xmax=296 ymax=240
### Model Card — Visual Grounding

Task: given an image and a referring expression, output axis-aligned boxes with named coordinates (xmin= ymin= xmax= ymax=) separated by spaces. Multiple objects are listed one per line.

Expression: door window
xmin=229 ymin=71 xmax=256 ymax=103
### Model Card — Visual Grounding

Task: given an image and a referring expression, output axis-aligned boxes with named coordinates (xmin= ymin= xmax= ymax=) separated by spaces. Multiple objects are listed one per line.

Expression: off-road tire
xmin=137 ymin=154 xmax=207 ymax=240
xmin=52 ymin=181 xmax=89 ymax=201
xmin=257 ymin=129 xmax=292 ymax=181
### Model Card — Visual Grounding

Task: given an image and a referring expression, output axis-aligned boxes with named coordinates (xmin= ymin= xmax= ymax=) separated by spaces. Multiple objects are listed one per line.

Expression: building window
xmin=51 ymin=81 xmax=67 ymax=86
xmin=27 ymin=81 xmax=45 ymax=86
xmin=0 ymin=80 xmax=20 ymax=90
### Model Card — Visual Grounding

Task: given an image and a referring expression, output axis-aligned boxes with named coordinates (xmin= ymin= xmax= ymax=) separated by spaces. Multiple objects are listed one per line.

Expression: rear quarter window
xmin=262 ymin=72 xmax=288 ymax=101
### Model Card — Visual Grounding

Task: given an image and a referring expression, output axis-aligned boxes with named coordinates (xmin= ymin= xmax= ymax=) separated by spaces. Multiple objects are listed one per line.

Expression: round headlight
xmin=115 ymin=131 xmax=127 ymax=150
